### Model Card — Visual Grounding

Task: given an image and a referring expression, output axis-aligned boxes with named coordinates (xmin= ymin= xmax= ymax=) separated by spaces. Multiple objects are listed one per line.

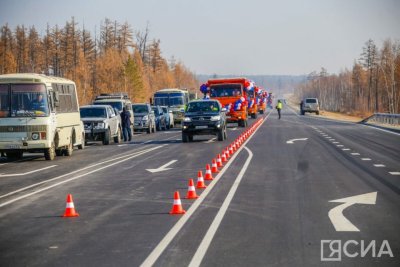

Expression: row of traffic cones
xmin=61 ymin=119 xmax=265 ymax=218
xmin=170 ymin=117 xmax=264 ymax=215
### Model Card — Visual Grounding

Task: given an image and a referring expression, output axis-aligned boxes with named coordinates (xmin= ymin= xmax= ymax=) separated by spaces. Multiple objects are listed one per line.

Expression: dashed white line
xmin=342 ymin=148 xmax=350 ymax=151
xmin=361 ymin=158 xmax=371 ymax=161
xmin=333 ymin=142 xmax=339 ymax=144
xmin=351 ymin=153 xmax=360 ymax=155
xmin=337 ymin=145 xmax=344 ymax=147
xmin=373 ymin=164 xmax=385 ymax=168
xmin=389 ymin=172 xmax=400 ymax=175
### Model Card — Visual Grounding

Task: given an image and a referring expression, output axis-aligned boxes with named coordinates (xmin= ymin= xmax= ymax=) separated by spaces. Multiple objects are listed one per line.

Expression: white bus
xmin=0 ymin=73 xmax=85 ymax=160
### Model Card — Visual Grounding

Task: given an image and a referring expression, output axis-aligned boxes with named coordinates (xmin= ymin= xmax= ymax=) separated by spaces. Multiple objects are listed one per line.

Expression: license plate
xmin=195 ymin=125 xmax=208 ymax=129
xmin=6 ymin=144 xmax=20 ymax=149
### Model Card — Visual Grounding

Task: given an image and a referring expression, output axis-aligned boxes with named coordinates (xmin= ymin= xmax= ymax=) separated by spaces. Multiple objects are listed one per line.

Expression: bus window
xmin=0 ymin=84 xmax=10 ymax=117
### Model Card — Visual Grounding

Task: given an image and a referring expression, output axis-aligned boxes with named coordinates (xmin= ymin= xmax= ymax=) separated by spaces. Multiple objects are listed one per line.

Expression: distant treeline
xmin=0 ymin=17 xmax=199 ymax=104
xmin=297 ymin=39 xmax=400 ymax=115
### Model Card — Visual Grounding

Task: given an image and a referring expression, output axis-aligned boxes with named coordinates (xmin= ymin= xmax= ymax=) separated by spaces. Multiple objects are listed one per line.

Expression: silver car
xmin=301 ymin=98 xmax=320 ymax=115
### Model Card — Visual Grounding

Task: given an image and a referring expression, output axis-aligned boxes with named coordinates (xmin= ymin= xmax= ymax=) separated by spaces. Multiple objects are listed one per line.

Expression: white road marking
xmin=333 ymin=142 xmax=339 ymax=144
xmin=146 ymin=160 xmax=177 ymax=173
xmin=351 ymin=153 xmax=360 ymax=155
xmin=342 ymin=148 xmax=350 ymax=151
xmin=189 ymin=147 xmax=253 ymax=267
xmin=373 ymin=164 xmax=385 ymax=168
xmin=337 ymin=145 xmax=344 ymax=147
xmin=361 ymin=158 xmax=371 ymax=161
xmin=0 ymin=165 xmax=57 ymax=177
xmin=286 ymin=138 xmax=308 ymax=144
xmin=360 ymin=124 xmax=400 ymax=136
xmin=389 ymin=172 xmax=400 ymax=175
xmin=325 ymin=136 xmax=331 ymax=138
xmin=143 ymin=140 xmax=153 ymax=144
xmin=0 ymin=146 xmax=164 ymax=206
xmin=117 ymin=144 xmax=127 ymax=147
xmin=204 ymin=138 xmax=216 ymax=143
xmin=229 ymin=127 xmax=237 ymax=131
xmin=328 ymin=192 xmax=377 ymax=232
xmin=139 ymin=111 xmax=271 ymax=267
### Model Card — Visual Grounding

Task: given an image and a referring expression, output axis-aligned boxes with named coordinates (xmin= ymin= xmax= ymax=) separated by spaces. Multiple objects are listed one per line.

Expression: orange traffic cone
xmin=229 ymin=145 xmax=234 ymax=155
xmin=216 ymin=154 xmax=223 ymax=167
xmin=205 ymin=164 xmax=213 ymax=180
xmin=63 ymin=194 xmax=79 ymax=217
xmin=186 ymin=179 xmax=199 ymax=199
xmin=196 ymin=170 xmax=207 ymax=189
xmin=225 ymin=147 xmax=231 ymax=158
xmin=170 ymin=191 xmax=186 ymax=215
xmin=221 ymin=152 xmax=227 ymax=163
xmin=211 ymin=159 xmax=219 ymax=173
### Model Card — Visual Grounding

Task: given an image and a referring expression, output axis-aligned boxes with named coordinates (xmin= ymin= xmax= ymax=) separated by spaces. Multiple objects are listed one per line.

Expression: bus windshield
xmin=0 ymin=84 xmax=49 ymax=118
xmin=154 ymin=92 xmax=186 ymax=107
xmin=210 ymin=84 xmax=242 ymax=97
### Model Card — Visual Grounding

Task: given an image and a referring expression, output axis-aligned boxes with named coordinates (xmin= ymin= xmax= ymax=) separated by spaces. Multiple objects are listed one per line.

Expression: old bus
xmin=0 ymin=73 xmax=85 ymax=160
xmin=153 ymin=88 xmax=190 ymax=124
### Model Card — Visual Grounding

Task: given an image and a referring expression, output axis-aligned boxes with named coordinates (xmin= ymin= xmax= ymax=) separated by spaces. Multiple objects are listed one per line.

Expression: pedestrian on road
xmin=120 ymin=107 xmax=132 ymax=142
xmin=276 ymin=99 xmax=283 ymax=119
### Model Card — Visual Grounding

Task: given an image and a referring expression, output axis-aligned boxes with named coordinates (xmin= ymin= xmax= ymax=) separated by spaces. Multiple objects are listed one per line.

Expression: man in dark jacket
xmin=120 ymin=107 xmax=132 ymax=142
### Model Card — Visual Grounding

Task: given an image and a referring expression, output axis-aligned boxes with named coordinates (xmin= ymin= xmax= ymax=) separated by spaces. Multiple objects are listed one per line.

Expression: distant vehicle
xmin=161 ymin=106 xmax=174 ymax=129
xmin=151 ymin=105 xmax=167 ymax=131
xmin=182 ymin=99 xmax=227 ymax=142
xmin=153 ymin=88 xmax=190 ymax=124
xmin=93 ymin=93 xmax=134 ymax=132
xmin=80 ymin=105 xmax=122 ymax=145
xmin=301 ymin=98 xmax=320 ymax=115
xmin=0 ymin=73 xmax=85 ymax=160
xmin=132 ymin=103 xmax=156 ymax=133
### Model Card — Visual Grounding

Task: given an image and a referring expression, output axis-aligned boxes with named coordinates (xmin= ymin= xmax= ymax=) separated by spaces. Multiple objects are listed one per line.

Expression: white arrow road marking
xmin=146 ymin=160 xmax=177 ymax=173
xmin=389 ymin=172 xmax=400 ymax=175
xmin=328 ymin=192 xmax=377 ymax=232
xmin=286 ymin=138 xmax=308 ymax=144
xmin=0 ymin=165 xmax=57 ymax=177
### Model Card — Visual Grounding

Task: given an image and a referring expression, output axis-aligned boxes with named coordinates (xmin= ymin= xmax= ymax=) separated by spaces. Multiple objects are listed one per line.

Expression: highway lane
xmin=0 ymin=107 xmax=399 ymax=266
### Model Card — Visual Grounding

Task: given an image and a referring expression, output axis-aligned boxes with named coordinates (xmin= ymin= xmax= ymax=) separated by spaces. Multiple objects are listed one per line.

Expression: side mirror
xmin=53 ymin=91 xmax=60 ymax=107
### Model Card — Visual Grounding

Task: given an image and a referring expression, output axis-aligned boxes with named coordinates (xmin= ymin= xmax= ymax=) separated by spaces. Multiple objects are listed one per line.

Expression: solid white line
xmin=0 ymin=146 xmax=163 ymax=204
xmin=188 ymin=147 xmax=253 ymax=267
xmin=388 ymin=172 xmax=400 ymax=175
xmin=360 ymin=124 xmax=400 ymax=136
xmin=361 ymin=158 xmax=371 ymax=161
xmin=139 ymin=111 xmax=271 ymax=267
xmin=374 ymin=164 xmax=385 ymax=168
xmin=0 ymin=165 xmax=57 ymax=177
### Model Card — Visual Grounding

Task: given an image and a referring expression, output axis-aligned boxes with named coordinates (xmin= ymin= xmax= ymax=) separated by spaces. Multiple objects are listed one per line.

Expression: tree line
xmin=0 ymin=18 xmax=199 ymax=104
xmin=297 ymin=39 xmax=400 ymax=115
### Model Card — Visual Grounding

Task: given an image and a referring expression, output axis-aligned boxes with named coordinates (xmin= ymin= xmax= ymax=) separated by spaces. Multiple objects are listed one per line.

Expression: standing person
xmin=299 ymin=100 xmax=304 ymax=114
xmin=276 ymin=99 xmax=283 ymax=119
xmin=120 ymin=107 xmax=132 ymax=142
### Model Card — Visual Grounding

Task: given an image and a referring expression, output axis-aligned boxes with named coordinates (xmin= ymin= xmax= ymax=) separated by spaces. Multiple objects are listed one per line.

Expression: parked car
xmin=80 ymin=105 xmax=122 ymax=145
xmin=132 ymin=103 xmax=156 ymax=133
xmin=93 ymin=93 xmax=134 ymax=132
xmin=301 ymin=98 xmax=320 ymax=115
xmin=182 ymin=99 xmax=227 ymax=142
xmin=151 ymin=105 xmax=167 ymax=131
xmin=161 ymin=106 xmax=174 ymax=129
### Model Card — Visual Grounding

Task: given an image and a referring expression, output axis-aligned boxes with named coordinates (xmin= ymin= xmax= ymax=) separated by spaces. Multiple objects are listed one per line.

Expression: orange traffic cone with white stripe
xmin=170 ymin=191 xmax=186 ymax=215
xmin=196 ymin=170 xmax=207 ymax=189
xmin=225 ymin=147 xmax=231 ymax=158
xmin=186 ymin=179 xmax=199 ymax=199
xmin=221 ymin=152 xmax=227 ymax=163
xmin=205 ymin=164 xmax=213 ymax=180
xmin=216 ymin=154 xmax=223 ymax=167
xmin=63 ymin=194 xmax=79 ymax=217
xmin=211 ymin=159 xmax=219 ymax=173
xmin=229 ymin=145 xmax=234 ymax=155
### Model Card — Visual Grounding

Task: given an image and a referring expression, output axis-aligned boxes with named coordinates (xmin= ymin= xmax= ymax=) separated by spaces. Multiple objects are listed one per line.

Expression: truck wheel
xmin=44 ymin=142 xmax=56 ymax=160
xmin=103 ymin=129 xmax=111 ymax=145
xmin=64 ymin=138 xmax=73 ymax=156
xmin=182 ymin=133 xmax=189 ymax=143
xmin=114 ymin=127 xmax=122 ymax=143
xmin=188 ymin=135 xmax=193 ymax=142
xmin=259 ymin=110 xmax=264 ymax=114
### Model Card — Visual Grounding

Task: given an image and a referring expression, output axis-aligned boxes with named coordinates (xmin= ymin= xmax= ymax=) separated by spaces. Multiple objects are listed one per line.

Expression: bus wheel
xmin=45 ymin=142 xmax=56 ymax=160
xmin=64 ymin=138 xmax=73 ymax=156
xmin=78 ymin=133 xmax=85 ymax=149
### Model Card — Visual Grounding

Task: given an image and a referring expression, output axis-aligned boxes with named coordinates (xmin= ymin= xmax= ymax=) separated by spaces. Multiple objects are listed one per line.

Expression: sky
xmin=0 ymin=0 xmax=399 ymax=76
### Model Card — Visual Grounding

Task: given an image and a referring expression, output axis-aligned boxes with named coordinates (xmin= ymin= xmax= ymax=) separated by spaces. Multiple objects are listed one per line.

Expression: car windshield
xmin=187 ymin=102 xmax=219 ymax=113
xmin=0 ymin=83 xmax=49 ymax=117
xmin=306 ymin=99 xmax=317 ymax=103
xmin=133 ymin=105 xmax=148 ymax=113
xmin=80 ymin=108 xmax=107 ymax=118
xmin=210 ymin=84 xmax=242 ymax=97
xmin=94 ymin=101 xmax=123 ymax=111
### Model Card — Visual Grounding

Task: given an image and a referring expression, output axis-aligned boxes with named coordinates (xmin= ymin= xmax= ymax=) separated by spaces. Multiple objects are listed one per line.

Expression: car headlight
xmin=142 ymin=115 xmax=149 ymax=121
xmin=183 ymin=117 xmax=192 ymax=122
xmin=210 ymin=115 xmax=221 ymax=121
xmin=31 ymin=132 xmax=40 ymax=140
xmin=95 ymin=122 xmax=105 ymax=129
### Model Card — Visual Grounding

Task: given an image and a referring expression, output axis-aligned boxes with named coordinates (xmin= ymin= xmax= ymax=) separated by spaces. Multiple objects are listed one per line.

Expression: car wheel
xmin=103 ymin=129 xmax=111 ymax=145
xmin=217 ymin=129 xmax=224 ymax=141
xmin=44 ymin=142 xmax=56 ymax=160
xmin=223 ymin=127 xmax=227 ymax=140
xmin=182 ymin=132 xmax=189 ymax=143
xmin=114 ymin=127 xmax=122 ymax=143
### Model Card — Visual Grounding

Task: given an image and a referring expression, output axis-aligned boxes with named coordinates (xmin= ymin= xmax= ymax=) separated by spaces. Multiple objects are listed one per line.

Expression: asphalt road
xmin=0 ymin=106 xmax=399 ymax=267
